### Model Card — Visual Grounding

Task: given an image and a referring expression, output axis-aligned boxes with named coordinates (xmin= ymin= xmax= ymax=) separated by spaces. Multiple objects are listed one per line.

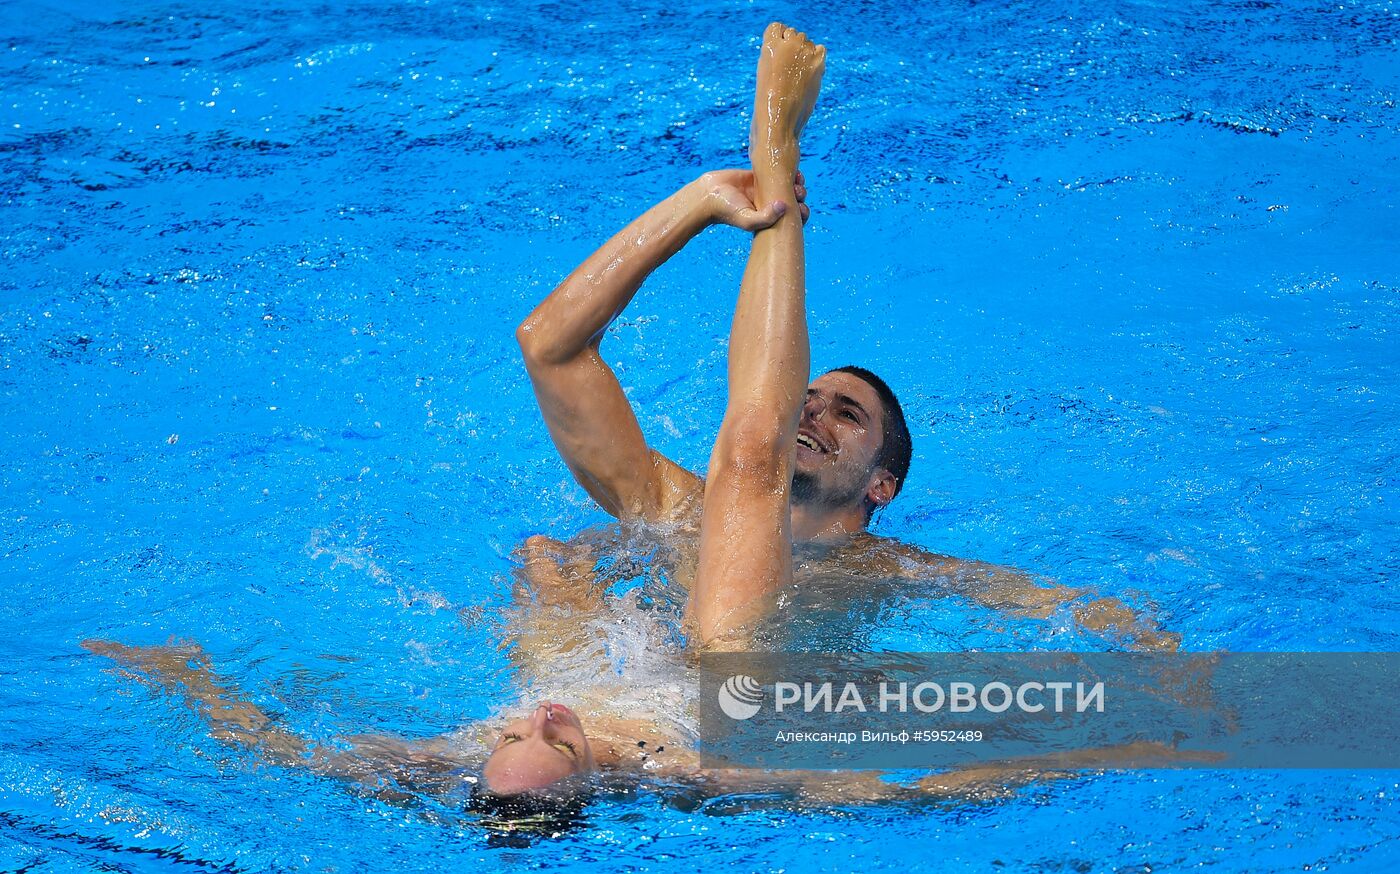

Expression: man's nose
xmin=803 ymin=392 xmax=829 ymax=422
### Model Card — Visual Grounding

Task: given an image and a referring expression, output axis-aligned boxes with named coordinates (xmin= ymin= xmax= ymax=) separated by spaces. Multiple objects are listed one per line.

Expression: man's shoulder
xmin=816 ymin=532 xmax=962 ymax=578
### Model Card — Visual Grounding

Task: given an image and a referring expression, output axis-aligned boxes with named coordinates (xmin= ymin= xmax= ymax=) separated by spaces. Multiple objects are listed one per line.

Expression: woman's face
xmin=481 ymin=702 xmax=595 ymax=795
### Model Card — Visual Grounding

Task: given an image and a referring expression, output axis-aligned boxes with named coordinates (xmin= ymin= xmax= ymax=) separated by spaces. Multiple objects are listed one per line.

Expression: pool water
xmin=2 ymin=0 xmax=1397 ymax=869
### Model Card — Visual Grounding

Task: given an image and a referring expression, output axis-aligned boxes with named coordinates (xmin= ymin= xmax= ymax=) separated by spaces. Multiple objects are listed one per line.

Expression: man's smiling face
xmin=793 ymin=370 xmax=889 ymax=512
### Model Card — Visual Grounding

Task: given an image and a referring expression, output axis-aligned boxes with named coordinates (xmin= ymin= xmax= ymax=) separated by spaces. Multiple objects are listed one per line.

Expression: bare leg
xmin=514 ymin=534 xmax=602 ymax=611
xmin=689 ymin=24 xmax=826 ymax=648
xmin=502 ymin=535 xmax=611 ymax=676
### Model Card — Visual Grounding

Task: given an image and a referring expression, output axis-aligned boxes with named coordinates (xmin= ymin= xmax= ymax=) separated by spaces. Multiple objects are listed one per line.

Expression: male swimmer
xmin=515 ymin=31 xmax=1176 ymax=653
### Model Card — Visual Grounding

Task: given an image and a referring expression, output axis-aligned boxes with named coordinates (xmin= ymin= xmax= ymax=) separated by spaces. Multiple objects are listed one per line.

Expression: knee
xmin=519 ymin=534 xmax=564 ymax=562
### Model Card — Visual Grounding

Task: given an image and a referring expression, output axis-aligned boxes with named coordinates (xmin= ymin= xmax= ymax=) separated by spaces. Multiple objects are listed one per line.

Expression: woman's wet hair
xmin=465 ymin=778 xmax=592 ymax=845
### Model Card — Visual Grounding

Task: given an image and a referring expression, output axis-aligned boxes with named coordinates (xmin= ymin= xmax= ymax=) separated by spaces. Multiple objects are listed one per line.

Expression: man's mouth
xmin=796 ymin=430 xmax=827 ymax=454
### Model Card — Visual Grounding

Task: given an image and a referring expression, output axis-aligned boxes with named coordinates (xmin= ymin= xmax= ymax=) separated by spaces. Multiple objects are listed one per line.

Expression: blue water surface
xmin=2 ymin=0 xmax=1397 ymax=870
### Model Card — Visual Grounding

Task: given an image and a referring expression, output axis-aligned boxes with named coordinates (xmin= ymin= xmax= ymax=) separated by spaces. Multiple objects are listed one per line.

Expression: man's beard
xmin=792 ymin=468 xmax=864 ymax=509
xmin=791 ymin=469 xmax=822 ymax=505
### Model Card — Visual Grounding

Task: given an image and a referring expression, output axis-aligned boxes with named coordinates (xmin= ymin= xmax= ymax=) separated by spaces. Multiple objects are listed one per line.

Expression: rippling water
xmin=2 ymin=0 xmax=1397 ymax=869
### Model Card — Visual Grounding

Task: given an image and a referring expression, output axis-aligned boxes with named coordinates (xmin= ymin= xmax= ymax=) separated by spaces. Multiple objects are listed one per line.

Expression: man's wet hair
xmin=465 ymin=780 xmax=591 ymax=846
xmin=829 ymin=365 xmax=912 ymax=517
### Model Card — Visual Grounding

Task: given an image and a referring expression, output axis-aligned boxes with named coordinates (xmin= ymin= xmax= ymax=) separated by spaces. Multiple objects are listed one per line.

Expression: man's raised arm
xmin=516 ymin=172 xmax=805 ymax=522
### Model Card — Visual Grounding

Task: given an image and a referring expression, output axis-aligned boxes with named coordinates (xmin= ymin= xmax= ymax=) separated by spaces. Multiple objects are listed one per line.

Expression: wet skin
xmin=792 ymin=371 xmax=897 ymax=524
xmin=481 ymin=702 xmax=596 ymax=795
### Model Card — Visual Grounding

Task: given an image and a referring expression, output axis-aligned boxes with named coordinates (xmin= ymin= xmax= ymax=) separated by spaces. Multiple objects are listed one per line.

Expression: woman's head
xmin=481 ymin=701 xmax=596 ymax=795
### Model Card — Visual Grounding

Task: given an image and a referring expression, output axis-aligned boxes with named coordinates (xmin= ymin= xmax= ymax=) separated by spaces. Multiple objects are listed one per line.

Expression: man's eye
xmin=841 ymin=410 xmax=859 ymax=422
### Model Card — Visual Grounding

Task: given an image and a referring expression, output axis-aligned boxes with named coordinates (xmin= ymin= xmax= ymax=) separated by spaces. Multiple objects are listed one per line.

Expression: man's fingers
xmin=742 ymin=200 xmax=787 ymax=231
xmin=800 ymin=203 xmax=810 ymax=225
xmin=794 ymin=183 xmax=807 ymax=202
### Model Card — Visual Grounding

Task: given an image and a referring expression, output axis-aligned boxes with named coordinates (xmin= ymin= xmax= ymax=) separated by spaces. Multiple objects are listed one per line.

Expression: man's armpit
xmin=649 ymin=449 xmax=705 ymax=522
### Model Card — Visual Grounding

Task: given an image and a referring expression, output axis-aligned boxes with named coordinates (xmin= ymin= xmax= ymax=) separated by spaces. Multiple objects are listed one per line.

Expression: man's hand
xmin=696 ymin=169 xmax=809 ymax=231
xmin=1073 ymin=597 xmax=1182 ymax=653
xmin=520 ymin=167 xmax=808 ymax=524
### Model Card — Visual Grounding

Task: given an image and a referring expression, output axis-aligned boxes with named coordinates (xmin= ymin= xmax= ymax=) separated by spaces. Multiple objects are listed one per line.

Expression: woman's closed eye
xmin=496 ymin=732 xmax=577 ymax=759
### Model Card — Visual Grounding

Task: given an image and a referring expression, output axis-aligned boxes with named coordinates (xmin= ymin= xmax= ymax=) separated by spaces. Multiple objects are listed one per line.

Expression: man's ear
xmin=866 ymin=469 xmax=896 ymax=510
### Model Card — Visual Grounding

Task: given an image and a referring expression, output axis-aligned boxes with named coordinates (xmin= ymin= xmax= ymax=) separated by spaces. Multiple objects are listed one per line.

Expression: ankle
xmin=753 ymin=161 xmax=798 ymax=204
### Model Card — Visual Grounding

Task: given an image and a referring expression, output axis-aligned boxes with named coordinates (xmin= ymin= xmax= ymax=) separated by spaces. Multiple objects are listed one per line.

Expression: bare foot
xmin=750 ymin=23 xmax=826 ymax=177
